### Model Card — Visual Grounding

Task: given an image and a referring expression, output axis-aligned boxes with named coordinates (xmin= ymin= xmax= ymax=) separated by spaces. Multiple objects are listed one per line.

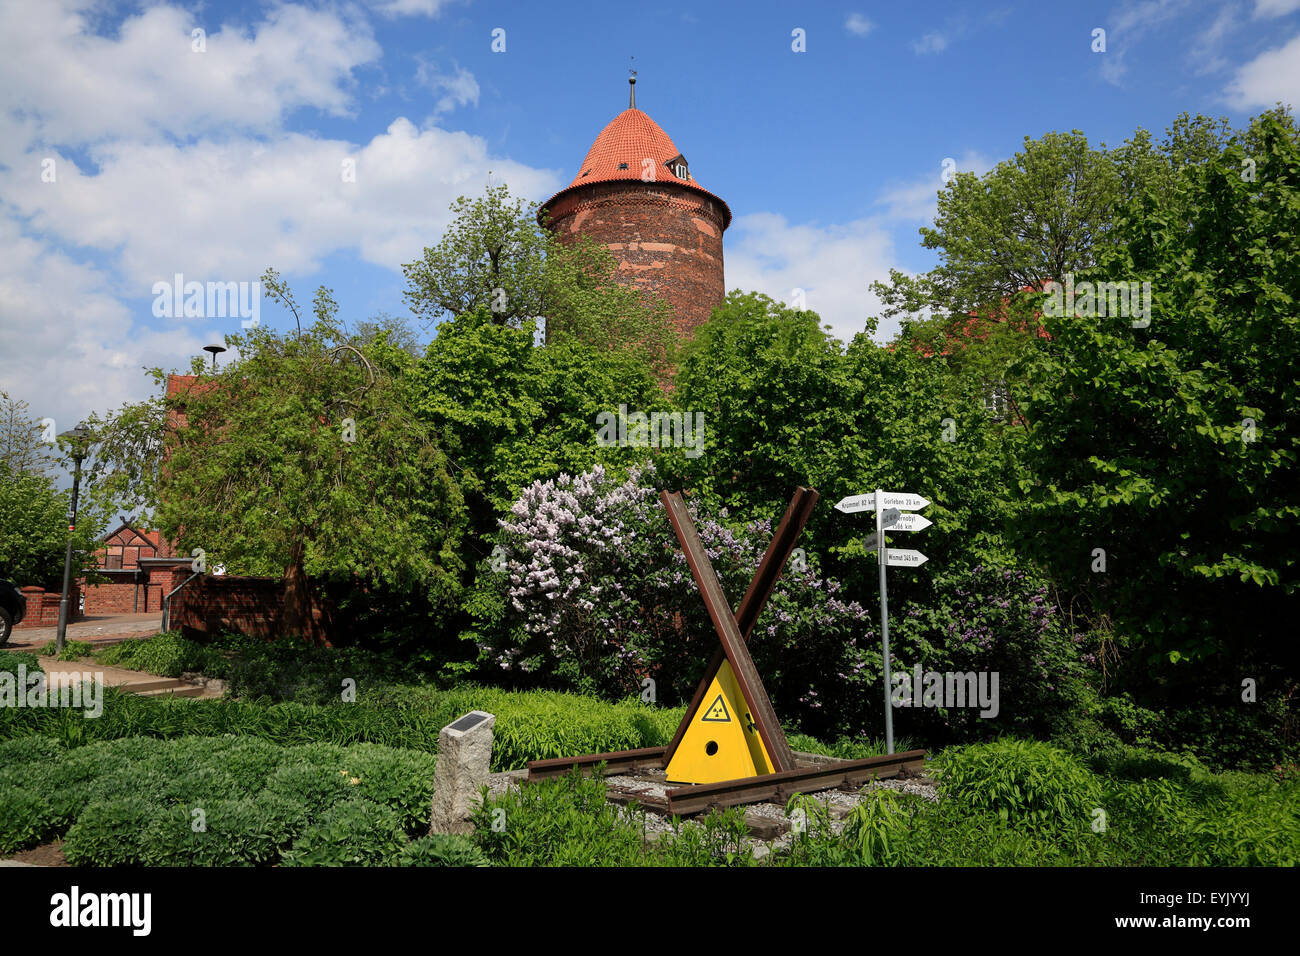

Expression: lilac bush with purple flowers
xmin=473 ymin=464 xmax=877 ymax=736
xmin=887 ymin=559 xmax=1088 ymax=742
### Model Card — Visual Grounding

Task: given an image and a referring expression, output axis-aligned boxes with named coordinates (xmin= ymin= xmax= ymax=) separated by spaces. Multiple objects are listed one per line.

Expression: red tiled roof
xmin=540 ymin=108 xmax=731 ymax=228
xmin=908 ymin=285 xmax=1051 ymax=357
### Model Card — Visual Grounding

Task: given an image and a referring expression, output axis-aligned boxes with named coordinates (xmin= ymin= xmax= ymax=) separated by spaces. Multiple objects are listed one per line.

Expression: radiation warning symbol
xmin=665 ymin=659 xmax=774 ymax=784
xmin=701 ymin=694 xmax=731 ymax=722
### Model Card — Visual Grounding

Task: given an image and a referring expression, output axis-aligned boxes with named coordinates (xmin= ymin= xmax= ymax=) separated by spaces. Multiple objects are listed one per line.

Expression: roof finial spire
xmin=629 ymin=57 xmax=637 ymax=109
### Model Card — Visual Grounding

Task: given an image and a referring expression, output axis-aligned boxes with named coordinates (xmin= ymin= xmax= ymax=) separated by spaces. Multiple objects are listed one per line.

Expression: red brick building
xmin=539 ymin=77 xmax=731 ymax=338
xmin=80 ymin=521 xmax=190 ymax=615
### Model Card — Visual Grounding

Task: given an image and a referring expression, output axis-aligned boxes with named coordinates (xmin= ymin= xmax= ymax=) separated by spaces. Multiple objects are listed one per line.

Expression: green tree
xmin=662 ymin=292 xmax=858 ymax=515
xmin=1014 ymin=110 xmax=1300 ymax=670
xmin=0 ymin=391 xmax=55 ymax=477
xmin=157 ymin=285 xmax=467 ymax=641
xmin=407 ymin=306 xmax=664 ymax=550
xmin=402 ymin=184 xmax=678 ymax=378
xmin=0 ymin=464 xmax=99 ymax=589
xmin=877 ymin=116 xmax=1244 ymax=400
xmin=402 ymin=184 xmax=549 ymax=328
xmin=875 ymin=130 xmax=1121 ymax=329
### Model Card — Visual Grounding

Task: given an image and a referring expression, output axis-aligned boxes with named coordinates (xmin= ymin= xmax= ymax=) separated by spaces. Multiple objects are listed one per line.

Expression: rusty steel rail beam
xmin=664 ymin=749 xmax=927 ymax=816
xmin=663 ymin=487 xmax=819 ymax=767
xmin=661 ymin=491 xmax=796 ymax=773
xmin=526 ymin=746 xmax=667 ymax=781
xmin=735 ymin=486 xmax=820 ymax=638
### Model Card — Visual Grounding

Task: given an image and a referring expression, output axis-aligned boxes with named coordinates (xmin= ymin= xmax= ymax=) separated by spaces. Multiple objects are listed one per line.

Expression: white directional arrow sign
xmin=834 ymin=494 xmax=875 ymax=514
xmin=885 ymin=548 xmax=929 ymax=567
xmin=835 ymin=492 xmax=930 ymax=513
xmin=877 ymin=492 xmax=929 ymax=511
xmin=885 ymin=512 xmax=932 ymax=532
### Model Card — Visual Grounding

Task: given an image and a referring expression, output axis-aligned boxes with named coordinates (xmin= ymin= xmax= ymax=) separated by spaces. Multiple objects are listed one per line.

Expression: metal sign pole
xmin=876 ymin=487 xmax=894 ymax=754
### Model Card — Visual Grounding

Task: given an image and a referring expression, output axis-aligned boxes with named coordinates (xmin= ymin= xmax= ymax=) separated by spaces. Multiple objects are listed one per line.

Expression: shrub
xmin=471 ymin=771 xmax=648 ymax=866
xmin=938 ymin=739 xmax=1103 ymax=834
xmin=333 ymin=743 xmax=438 ymax=833
xmin=263 ymin=761 xmax=358 ymax=815
xmin=477 ymin=463 xmax=872 ymax=736
xmin=94 ymin=632 xmax=225 ymax=679
xmin=62 ymin=796 xmax=155 ymax=866
xmin=37 ymin=639 xmax=93 ymax=661
xmin=399 ymin=833 xmax=490 ymax=867
xmin=886 ymin=558 xmax=1088 ymax=745
xmin=0 ymin=649 xmax=42 ymax=678
xmin=0 ymin=788 xmax=59 ymax=853
xmin=840 ymin=790 xmax=914 ymax=865
xmin=282 ymin=798 xmax=406 ymax=867
xmin=0 ymin=734 xmax=63 ymax=776
xmin=142 ymin=795 xmax=309 ymax=867
xmin=220 ymin=638 xmax=405 ymax=704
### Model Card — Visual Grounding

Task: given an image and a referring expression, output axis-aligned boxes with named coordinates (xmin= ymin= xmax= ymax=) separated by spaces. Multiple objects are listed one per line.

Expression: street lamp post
xmin=55 ymin=423 xmax=91 ymax=655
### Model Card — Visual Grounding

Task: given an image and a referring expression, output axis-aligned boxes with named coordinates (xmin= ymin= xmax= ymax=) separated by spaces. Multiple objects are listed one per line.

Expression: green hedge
xmin=3 ymin=734 xmax=438 ymax=865
xmin=0 ymin=683 xmax=684 ymax=771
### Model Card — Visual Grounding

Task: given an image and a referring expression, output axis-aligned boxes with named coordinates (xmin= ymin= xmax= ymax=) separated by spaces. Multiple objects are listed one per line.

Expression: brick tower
xmin=538 ymin=75 xmax=731 ymax=338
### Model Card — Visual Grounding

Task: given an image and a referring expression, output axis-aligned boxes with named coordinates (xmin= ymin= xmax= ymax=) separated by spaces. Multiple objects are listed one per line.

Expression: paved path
xmin=5 ymin=612 xmax=164 ymax=651
xmin=36 ymin=655 xmax=223 ymax=699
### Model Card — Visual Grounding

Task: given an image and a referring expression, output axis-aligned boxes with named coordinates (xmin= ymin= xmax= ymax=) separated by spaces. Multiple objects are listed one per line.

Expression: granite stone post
xmin=429 ymin=710 xmax=496 ymax=835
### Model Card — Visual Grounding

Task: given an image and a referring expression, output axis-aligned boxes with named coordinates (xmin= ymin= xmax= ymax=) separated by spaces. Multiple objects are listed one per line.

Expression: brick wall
xmin=14 ymin=584 xmax=81 ymax=628
xmin=544 ymin=180 xmax=727 ymax=338
xmin=169 ymin=574 xmax=325 ymax=641
xmin=82 ymin=573 xmax=157 ymax=614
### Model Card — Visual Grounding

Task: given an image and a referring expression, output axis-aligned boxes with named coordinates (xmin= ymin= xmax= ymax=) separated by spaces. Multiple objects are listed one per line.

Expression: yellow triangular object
xmin=665 ymin=659 xmax=775 ymax=784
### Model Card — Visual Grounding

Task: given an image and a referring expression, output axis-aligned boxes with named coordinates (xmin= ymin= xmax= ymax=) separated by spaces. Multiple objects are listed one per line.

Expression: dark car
xmin=0 ymin=579 xmax=26 ymax=646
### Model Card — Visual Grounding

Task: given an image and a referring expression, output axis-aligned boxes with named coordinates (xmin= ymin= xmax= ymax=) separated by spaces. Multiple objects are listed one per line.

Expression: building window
xmin=983 ymin=379 xmax=1010 ymax=421
xmin=617 ymin=162 xmax=629 ymax=170
xmin=666 ymin=153 xmax=689 ymax=180
xmin=106 ymin=554 xmax=122 ymax=570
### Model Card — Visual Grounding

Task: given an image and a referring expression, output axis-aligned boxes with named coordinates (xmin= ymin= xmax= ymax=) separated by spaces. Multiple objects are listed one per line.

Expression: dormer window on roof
xmin=618 ymin=162 xmax=629 ymax=169
xmin=666 ymin=153 xmax=689 ymax=180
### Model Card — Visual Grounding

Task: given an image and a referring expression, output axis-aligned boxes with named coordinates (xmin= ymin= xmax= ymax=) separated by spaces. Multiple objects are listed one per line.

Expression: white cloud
xmin=1254 ymin=0 xmax=1300 ymax=16
xmin=0 ymin=217 xmax=213 ymax=433
xmin=1188 ymin=2 xmax=1241 ymax=75
xmin=1222 ymin=31 xmax=1300 ymax=106
xmin=0 ymin=1 xmax=381 ymax=150
xmin=845 ymin=14 xmax=875 ymax=37
xmin=418 ymin=63 xmax=482 ymax=115
xmin=2 ymin=119 xmax=560 ymax=303
xmin=1097 ymin=0 xmax=1190 ymax=85
xmin=367 ymin=0 xmax=461 ymax=17
xmin=726 ymin=213 xmax=902 ymax=344
xmin=912 ymin=32 xmax=950 ymax=54
xmin=875 ymin=151 xmax=995 ymax=224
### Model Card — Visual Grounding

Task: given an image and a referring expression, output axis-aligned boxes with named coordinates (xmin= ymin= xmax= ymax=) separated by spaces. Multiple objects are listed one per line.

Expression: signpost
xmin=885 ymin=549 xmax=928 ymax=567
xmin=841 ymin=488 xmax=932 ymax=754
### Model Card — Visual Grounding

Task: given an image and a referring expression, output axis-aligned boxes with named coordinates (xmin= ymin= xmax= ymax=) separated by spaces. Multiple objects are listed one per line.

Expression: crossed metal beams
xmin=659 ymin=486 xmax=820 ymax=773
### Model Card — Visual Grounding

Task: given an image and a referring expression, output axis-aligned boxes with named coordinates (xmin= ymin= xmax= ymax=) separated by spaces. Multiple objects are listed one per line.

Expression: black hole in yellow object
xmin=706 ymin=741 xmax=719 ymax=756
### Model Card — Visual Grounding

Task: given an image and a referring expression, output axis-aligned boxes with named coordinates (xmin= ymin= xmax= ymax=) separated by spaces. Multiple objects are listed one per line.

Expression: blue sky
xmin=2 ymin=0 xmax=1298 ymax=436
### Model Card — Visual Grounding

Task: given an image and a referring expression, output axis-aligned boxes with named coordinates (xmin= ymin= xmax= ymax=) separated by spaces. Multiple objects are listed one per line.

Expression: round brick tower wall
xmin=543 ymin=180 xmax=727 ymax=338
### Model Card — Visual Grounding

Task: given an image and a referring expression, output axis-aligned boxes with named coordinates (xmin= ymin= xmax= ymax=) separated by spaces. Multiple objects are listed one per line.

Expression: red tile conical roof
xmin=540 ymin=108 xmax=731 ymax=228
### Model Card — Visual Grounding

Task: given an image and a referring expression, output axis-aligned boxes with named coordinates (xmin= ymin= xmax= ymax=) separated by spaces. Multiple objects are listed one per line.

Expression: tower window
xmin=666 ymin=153 xmax=690 ymax=180
xmin=617 ymin=162 xmax=628 ymax=169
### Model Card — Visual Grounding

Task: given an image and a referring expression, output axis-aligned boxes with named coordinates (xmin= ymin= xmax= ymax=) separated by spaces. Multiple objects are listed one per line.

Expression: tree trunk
xmin=282 ymin=538 xmax=320 ymax=644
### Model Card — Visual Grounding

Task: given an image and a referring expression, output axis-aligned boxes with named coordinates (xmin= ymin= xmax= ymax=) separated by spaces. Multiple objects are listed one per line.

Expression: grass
xmin=37 ymin=639 xmax=94 ymax=661
xmin=0 ymin=681 xmax=687 ymax=770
